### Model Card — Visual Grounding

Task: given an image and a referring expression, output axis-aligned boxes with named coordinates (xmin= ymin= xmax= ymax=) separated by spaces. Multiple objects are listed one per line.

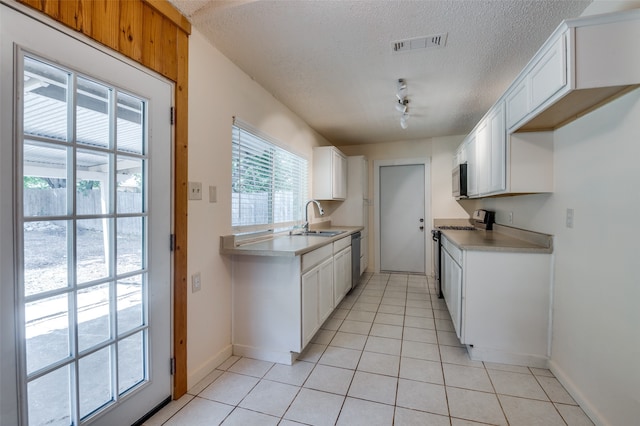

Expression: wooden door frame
xmin=12 ymin=0 xmax=191 ymax=398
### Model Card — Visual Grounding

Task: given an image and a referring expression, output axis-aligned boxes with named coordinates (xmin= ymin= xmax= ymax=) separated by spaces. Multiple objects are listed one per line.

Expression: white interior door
xmin=0 ymin=5 xmax=172 ymax=425
xmin=379 ymin=164 xmax=426 ymax=273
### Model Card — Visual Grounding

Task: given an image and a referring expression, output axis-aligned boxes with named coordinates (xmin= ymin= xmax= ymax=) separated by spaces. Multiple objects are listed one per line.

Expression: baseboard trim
xmin=548 ymin=359 xmax=606 ymax=426
xmin=232 ymin=344 xmax=296 ymax=365
xmin=187 ymin=344 xmax=233 ymax=391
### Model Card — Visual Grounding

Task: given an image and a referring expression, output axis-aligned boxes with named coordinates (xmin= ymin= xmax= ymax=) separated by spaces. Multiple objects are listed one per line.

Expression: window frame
xmin=231 ymin=118 xmax=308 ymax=234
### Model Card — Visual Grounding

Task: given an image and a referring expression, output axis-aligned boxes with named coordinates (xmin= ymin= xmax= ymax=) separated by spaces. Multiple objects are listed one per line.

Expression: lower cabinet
xmin=302 ymin=257 xmax=334 ymax=347
xmin=440 ymin=235 xmax=552 ymax=367
xmin=231 ymin=239 xmax=352 ymax=365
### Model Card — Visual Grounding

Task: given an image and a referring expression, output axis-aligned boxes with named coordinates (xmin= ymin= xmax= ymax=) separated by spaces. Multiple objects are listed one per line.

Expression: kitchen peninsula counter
xmin=220 ymin=226 xmax=363 ymax=257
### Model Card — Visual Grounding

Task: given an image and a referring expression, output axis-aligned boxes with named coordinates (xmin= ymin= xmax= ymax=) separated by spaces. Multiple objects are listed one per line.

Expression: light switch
xmin=189 ymin=182 xmax=202 ymax=200
xmin=566 ymin=208 xmax=574 ymax=228
xmin=209 ymin=185 xmax=217 ymax=203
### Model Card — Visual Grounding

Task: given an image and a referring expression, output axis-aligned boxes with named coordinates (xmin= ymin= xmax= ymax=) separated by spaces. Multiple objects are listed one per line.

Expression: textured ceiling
xmin=169 ymin=0 xmax=592 ymax=145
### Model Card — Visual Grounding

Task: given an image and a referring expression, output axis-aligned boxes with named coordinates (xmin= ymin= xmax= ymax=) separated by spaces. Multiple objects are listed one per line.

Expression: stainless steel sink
xmin=292 ymin=230 xmax=345 ymax=237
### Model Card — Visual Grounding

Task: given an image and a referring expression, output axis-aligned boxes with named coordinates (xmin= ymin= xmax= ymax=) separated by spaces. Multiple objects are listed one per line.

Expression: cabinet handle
xmin=419 ymin=226 xmax=424 ymax=231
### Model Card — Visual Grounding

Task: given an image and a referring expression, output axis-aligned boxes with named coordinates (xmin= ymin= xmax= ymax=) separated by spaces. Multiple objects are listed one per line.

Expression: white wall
xmin=187 ymin=29 xmax=331 ymax=388
xmin=479 ymin=88 xmax=640 ymax=425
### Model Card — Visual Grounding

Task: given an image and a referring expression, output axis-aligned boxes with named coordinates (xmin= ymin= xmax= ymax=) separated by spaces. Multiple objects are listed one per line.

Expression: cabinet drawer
xmin=333 ymin=235 xmax=351 ymax=253
xmin=302 ymin=244 xmax=332 ymax=272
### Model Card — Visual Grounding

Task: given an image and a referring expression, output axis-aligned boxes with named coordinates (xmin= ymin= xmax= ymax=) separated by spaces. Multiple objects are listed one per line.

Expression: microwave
xmin=452 ymin=163 xmax=468 ymax=198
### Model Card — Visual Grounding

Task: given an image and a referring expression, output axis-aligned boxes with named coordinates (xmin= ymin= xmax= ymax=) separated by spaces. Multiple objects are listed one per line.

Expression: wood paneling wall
xmin=15 ymin=0 xmax=191 ymax=399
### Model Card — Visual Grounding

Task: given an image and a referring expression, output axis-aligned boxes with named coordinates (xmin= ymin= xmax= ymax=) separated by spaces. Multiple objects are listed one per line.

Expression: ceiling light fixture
xmin=400 ymin=112 xmax=409 ymax=129
xmin=396 ymin=79 xmax=409 ymax=129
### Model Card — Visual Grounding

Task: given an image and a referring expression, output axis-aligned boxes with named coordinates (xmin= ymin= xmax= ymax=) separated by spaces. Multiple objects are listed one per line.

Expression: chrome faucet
xmin=303 ymin=199 xmax=325 ymax=233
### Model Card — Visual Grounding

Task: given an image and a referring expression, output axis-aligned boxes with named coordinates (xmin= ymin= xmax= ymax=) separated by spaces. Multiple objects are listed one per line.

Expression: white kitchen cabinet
xmin=464 ymin=133 xmax=478 ymax=197
xmin=332 ymin=245 xmax=352 ymax=306
xmin=439 ymin=234 xmax=552 ymax=367
xmin=313 ymin=146 xmax=347 ymax=200
xmin=456 ymin=101 xmax=550 ymax=198
xmin=441 ymin=241 xmax=462 ymax=338
xmin=302 ymin=256 xmax=334 ymax=347
xmin=475 ymin=117 xmax=490 ymax=196
xmin=508 ymin=11 xmax=640 ymax=132
xmin=232 ymin=242 xmax=335 ymax=364
xmin=457 ymin=10 xmax=640 ymax=199
xmin=488 ymin=104 xmax=506 ymax=194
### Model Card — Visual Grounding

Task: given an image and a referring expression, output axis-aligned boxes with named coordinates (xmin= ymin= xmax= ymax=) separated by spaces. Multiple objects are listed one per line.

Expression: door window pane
xmin=23 ymin=141 xmax=68 ymax=217
xmin=77 ymin=283 xmax=112 ymax=352
xmin=116 ymin=156 xmax=143 ymax=214
xmin=76 ymin=149 xmax=111 ymax=216
xmin=28 ymin=365 xmax=71 ymax=426
xmin=76 ymin=77 xmax=110 ymax=148
xmin=117 ymin=217 xmax=143 ymax=275
xmin=24 ymin=220 xmax=69 ymax=297
xmin=25 ymin=293 xmax=70 ymax=374
xmin=117 ymin=275 xmax=144 ymax=335
xmin=79 ymin=347 xmax=113 ymax=419
xmin=117 ymin=92 xmax=144 ymax=155
xmin=23 ymin=57 xmax=69 ymax=141
xmin=76 ymin=218 xmax=111 ymax=284
xmin=118 ymin=331 xmax=146 ymax=394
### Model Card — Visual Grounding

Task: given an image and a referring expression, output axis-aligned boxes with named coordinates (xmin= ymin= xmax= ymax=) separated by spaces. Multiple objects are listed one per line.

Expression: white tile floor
xmin=145 ymin=273 xmax=594 ymax=426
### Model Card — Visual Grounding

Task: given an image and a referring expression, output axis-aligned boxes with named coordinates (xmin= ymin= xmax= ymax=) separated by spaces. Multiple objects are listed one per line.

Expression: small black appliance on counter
xmin=472 ymin=209 xmax=495 ymax=230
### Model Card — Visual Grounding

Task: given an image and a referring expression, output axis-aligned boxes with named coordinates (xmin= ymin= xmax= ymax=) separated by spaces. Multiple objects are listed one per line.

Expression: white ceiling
xmin=168 ymin=0 xmax=592 ymax=146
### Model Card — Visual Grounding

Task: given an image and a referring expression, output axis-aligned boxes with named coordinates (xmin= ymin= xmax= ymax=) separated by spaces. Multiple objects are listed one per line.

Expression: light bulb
xmin=400 ymin=113 xmax=409 ymax=129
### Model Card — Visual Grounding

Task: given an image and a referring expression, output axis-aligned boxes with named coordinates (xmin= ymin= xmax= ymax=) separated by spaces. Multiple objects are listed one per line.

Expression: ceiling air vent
xmin=392 ymin=33 xmax=448 ymax=53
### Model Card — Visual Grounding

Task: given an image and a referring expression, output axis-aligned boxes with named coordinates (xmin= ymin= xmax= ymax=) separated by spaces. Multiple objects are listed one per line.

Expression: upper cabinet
xmin=456 ymin=9 xmax=640 ymax=199
xmin=313 ymin=146 xmax=347 ymax=200
xmin=512 ymin=10 xmax=640 ymax=133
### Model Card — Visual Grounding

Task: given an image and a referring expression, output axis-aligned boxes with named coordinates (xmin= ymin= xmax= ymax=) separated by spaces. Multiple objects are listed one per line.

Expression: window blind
xmin=232 ymin=119 xmax=308 ymax=232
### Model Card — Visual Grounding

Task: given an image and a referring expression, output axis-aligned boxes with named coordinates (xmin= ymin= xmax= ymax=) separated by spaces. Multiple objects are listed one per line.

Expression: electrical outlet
xmin=191 ymin=272 xmax=201 ymax=293
xmin=566 ymin=208 xmax=574 ymax=228
xmin=189 ymin=182 xmax=202 ymax=200
xmin=508 ymin=212 xmax=513 ymax=224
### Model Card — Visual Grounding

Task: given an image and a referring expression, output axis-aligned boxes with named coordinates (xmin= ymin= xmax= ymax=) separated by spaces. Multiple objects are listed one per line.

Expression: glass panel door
xmin=18 ymin=52 xmax=164 ymax=425
xmin=1 ymin=6 xmax=172 ymax=425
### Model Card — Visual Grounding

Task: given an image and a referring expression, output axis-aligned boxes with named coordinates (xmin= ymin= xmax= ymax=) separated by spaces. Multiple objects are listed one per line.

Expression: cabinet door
xmin=318 ymin=257 xmax=335 ymax=324
xmin=333 ymin=247 xmax=352 ymax=306
xmin=475 ymin=119 xmax=490 ymax=195
xmin=332 ymin=150 xmax=347 ymax=199
xmin=466 ymin=134 xmax=478 ymax=197
xmin=442 ymin=249 xmax=463 ymax=340
xmin=302 ymin=267 xmax=320 ymax=347
xmin=530 ymin=33 xmax=567 ymax=112
xmin=488 ymin=104 xmax=506 ymax=194
xmin=505 ymin=78 xmax=529 ymax=129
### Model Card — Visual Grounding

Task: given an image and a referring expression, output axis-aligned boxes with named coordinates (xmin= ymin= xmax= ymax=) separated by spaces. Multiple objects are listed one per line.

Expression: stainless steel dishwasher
xmin=351 ymin=231 xmax=361 ymax=289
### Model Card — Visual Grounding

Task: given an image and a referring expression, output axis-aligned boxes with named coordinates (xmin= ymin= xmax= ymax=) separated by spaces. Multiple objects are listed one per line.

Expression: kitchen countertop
xmin=440 ymin=224 xmax=553 ymax=253
xmin=220 ymin=226 xmax=363 ymax=257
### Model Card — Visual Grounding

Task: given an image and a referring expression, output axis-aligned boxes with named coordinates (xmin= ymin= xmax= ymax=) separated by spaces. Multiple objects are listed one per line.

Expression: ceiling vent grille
xmin=392 ymin=33 xmax=448 ymax=53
